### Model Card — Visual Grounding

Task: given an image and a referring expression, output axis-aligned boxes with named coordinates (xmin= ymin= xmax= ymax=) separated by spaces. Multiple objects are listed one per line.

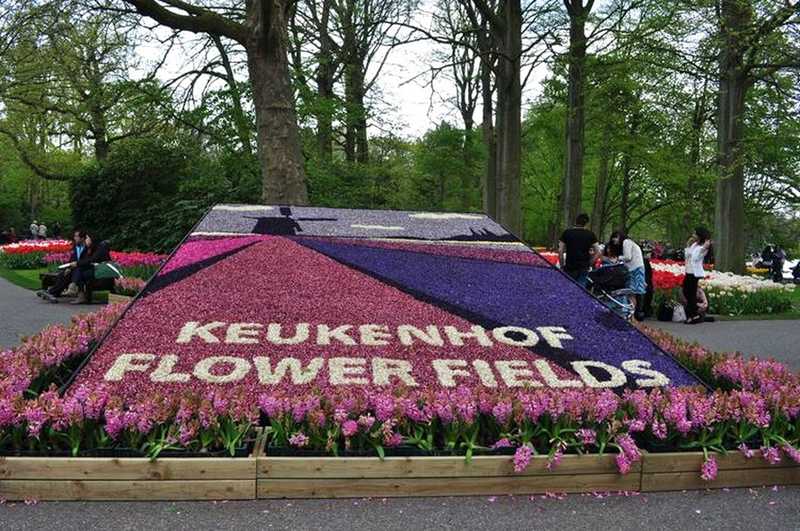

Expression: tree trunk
xmin=620 ymin=150 xmax=631 ymax=233
xmin=90 ymin=106 xmax=109 ymax=161
xmin=559 ymin=0 xmax=590 ymax=231
xmin=315 ymin=4 xmax=334 ymax=161
xmin=493 ymin=0 xmax=522 ymax=236
xmin=591 ymin=127 xmax=610 ymax=237
xmin=461 ymin=117 xmax=474 ymax=210
xmin=714 ymin=0 xmax=750 ymax=274
xmin=246 ymin=1 xmax=308 ymax=205
xmin=480 ymin=34 xmax=497 ymax=219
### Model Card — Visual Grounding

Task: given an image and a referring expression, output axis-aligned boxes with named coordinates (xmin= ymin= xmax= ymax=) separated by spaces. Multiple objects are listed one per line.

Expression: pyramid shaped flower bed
xmin=3 ymin=206 xmax=800 ymax=489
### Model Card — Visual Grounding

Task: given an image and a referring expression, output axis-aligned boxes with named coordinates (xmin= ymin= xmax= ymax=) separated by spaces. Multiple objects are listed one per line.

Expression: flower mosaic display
xmin=71 ymin=205 xmax=701 ymax=401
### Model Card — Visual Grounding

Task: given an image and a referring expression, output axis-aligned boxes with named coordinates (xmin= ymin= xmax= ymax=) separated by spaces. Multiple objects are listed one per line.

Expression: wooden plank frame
xmin=257 ymin=454 xmax=640 ymax=498
xmin=0 ymin=457 xmax=256 ymax=501
xmin=1 ymin=451 xmax=798 ymax=500
xmin=642 ymin=452 xmax=800 ymax=491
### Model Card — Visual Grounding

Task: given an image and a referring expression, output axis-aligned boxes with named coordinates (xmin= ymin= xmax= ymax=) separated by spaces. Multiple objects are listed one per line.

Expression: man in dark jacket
xmin=70 ymin=234 xmax=111 ymax=304
xmin=37 ymin=229 xmax=87 ymax=302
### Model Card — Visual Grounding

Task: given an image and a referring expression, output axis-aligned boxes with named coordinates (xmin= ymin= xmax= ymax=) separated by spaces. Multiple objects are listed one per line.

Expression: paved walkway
xmin=647 ymin=319 xmax=800 ymax=371
xmin=1 ymin=486 xmax=798 ymax=530
xmin=0 ymin=277 xmax=92 ymax=349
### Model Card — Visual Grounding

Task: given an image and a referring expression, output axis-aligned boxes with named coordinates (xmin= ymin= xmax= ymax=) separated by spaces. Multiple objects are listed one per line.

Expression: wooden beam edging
xmin=1 ymin=452 xmax=798 ymax=501
xmin=0 ymin=457 xmax=257 ymax=501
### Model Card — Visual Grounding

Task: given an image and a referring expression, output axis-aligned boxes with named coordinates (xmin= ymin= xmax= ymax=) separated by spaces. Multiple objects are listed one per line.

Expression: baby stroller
xmin=588 ymin=263 xmax=635 ymax=320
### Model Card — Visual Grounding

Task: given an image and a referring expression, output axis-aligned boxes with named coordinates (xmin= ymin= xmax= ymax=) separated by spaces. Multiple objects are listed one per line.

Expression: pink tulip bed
xmin=44 ymin=250 xmax=167 ymax=280
xmin=1 ymin=206 xmax=798 ymax=482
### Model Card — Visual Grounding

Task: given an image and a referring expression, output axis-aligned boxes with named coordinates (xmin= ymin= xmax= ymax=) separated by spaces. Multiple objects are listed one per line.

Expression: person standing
xmin=609 ymin=231 xmax=646 ymax=315
xmin=558 ymin=213 xmax=600 ymax=288
xmin=29 ymin=220 xmax=39 ymax=239
xmin=772 ymin=246 xmax=786 ymax=283
xmin=683 ymin=226 xmax=712 ymax=324
xmin=37 ymin=222 xmax=48 ymax=240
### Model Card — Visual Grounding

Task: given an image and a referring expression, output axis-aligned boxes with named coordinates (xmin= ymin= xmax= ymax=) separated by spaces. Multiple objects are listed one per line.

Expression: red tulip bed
xmin=1 ymin=206 xmax=798 ymax=486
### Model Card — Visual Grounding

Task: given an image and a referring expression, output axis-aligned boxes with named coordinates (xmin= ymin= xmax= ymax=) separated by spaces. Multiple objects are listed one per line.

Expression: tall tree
xmin=559 ymin=0 xmax=593 ymax=231
xmin=121 ymin=0 xmax=308 ymax=204
xmin=713 ymin=0 xmax=798 ymax=273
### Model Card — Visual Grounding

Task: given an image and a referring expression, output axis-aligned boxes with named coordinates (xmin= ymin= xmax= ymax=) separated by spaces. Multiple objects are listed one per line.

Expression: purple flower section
xmin=194 ymin=204 xmax=513 ymax=241
xmin=160 ymin=235 xmax=263 ymax=274
xmin=298 ymin=238 xmax=700 ymax=387
xmin=297 ymin=236 xmax=551 ymax=267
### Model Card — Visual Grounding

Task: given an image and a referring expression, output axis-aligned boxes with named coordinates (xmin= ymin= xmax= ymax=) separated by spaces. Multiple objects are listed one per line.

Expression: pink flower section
xmin=73 ymin=236 xmax=578 ymax=402
xmin=159 ymin=235 xmax=264 ymax=274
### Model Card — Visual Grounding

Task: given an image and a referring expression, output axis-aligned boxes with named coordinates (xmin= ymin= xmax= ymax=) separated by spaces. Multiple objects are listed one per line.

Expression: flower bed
xmin=0 ymin=240 xmax=72 ymax=269
xmin=44 ymin=251 xmax=166 ymax=280
xmin=650 ymin=261 xmax=794 ymax=315
xmin=1 ymin=206 xmax=798 ymax=498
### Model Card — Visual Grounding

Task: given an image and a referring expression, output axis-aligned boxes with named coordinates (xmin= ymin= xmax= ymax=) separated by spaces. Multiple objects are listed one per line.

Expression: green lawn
xmin=0 ymin=267 xmax=48 ymax=290
xmin=0 ymin=267 xmax=109 ymax=303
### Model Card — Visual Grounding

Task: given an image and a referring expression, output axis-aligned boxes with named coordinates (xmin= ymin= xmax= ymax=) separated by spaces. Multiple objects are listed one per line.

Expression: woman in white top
xmin=683 ymin=226 xmax=712 ymax=324
xmin=609 ymin=231 xmax=646 ymax=317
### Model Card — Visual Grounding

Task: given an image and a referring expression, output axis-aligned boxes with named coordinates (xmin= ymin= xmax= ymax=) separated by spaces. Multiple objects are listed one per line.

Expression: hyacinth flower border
xmin=2 ymin=205 xmax=800 ymax=502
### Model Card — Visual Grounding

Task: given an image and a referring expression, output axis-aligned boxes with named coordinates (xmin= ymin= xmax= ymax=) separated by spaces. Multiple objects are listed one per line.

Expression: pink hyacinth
xmin=616 ymin=434 xmax=641 ymax=461
xmin=781 ymin=445 xmax=800 ymax=463
xmin=577 ymin=428 xmax=596 ymax=446
xmin=342 ymin=420 xmax=358 ymax=437
xmin=492 ymin=401 xmax=513 ymax=425
xmin=491 ymin=437 xmax=513 ymax=450
xmin=700 ymin=455 xmax=718 ymax=481
xmin=761 ymin=446 xmax=781 ymax=464
xmin=651 ymin=420 xmax=667 ymax=440
xmin=546 ymin=446 xmax=564 ymax=471
xmin=738 ymin=443 xmax=755 ymax=458
xmin=358 ymin=414 xmax=375 ymax=430
xmin=513 ymin=445 xmax=533 ymax=473
xmin=289 ymin=432 xmax=309 ymax=448
xmin=615 ymin=452 xmax=632 ymax=474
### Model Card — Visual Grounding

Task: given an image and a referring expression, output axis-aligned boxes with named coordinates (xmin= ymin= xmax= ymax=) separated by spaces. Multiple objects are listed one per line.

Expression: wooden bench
xmin=40 ymin=271 xmax=116 ymax=302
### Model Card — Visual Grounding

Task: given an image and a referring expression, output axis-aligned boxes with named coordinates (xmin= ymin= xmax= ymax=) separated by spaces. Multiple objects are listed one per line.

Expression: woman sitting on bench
xmin=39 ymin=231 xmax=112 ymax=304
xmin=70 ymin=233 xmax=111 ymax=305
